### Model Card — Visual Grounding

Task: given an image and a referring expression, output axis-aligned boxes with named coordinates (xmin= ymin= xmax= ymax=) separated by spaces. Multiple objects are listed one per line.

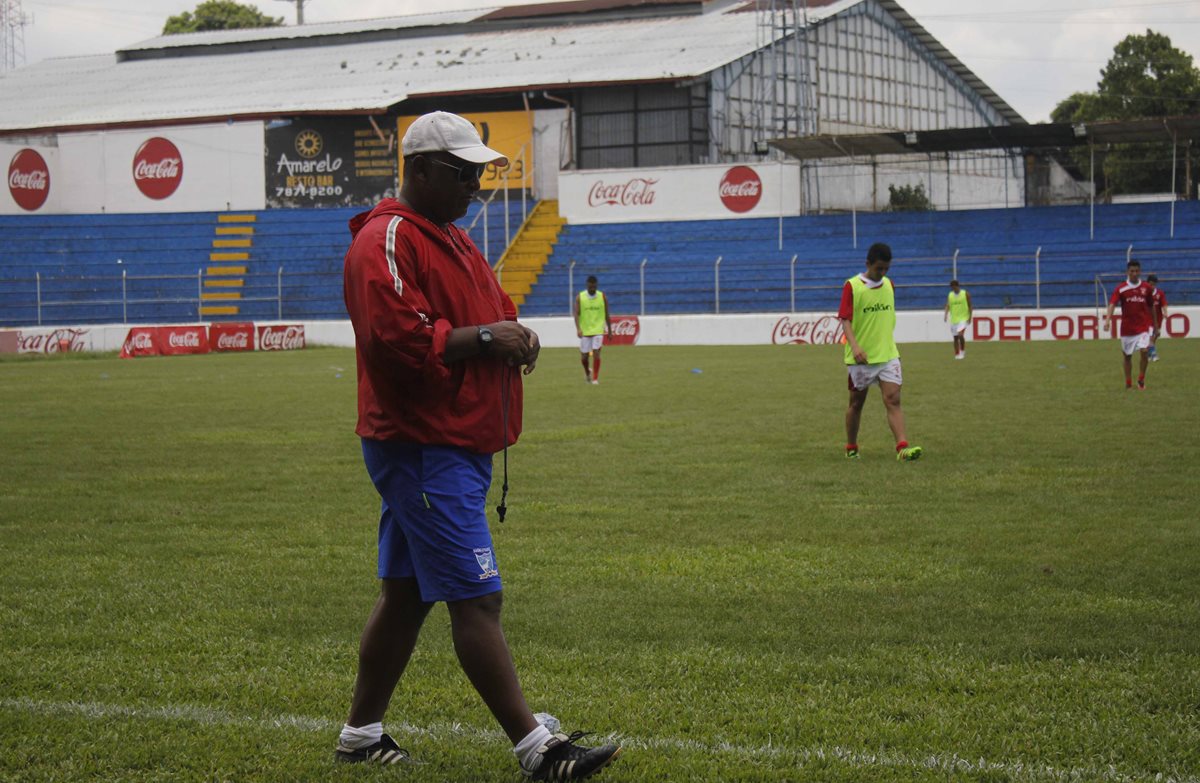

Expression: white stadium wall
xmin=558 ymin=162 xmax=802 ymax=224
xmin=3 ymin=122 xmax=266 ymax=215
xmin=9 ymin=308 xmax=1195 ymax=355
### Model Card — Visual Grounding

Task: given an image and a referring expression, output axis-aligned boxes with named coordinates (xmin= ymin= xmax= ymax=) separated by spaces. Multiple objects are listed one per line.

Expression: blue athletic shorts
xmin=360 ymin=438 xmax=502 ymax=603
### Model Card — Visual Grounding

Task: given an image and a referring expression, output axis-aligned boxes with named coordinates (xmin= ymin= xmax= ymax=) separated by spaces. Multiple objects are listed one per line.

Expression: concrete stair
xmin=494 ymin=200 xmax=564 ymax=307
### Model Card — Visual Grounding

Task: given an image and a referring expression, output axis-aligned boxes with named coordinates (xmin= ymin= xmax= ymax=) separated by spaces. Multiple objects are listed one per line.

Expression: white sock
xmin=513 ymin=723 xmax=553 ymax=770
xmin=339 ymin=721 xmax=383 ymax=749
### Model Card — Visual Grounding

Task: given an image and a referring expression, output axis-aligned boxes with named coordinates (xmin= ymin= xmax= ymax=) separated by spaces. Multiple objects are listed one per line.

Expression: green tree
xmin=1052 ymin=30 xmax=1200 ymax=196
xmin=163 ymin=0 xmax=284 ymax=34
xmin=885 ymin=183 xmax=934 ymax=212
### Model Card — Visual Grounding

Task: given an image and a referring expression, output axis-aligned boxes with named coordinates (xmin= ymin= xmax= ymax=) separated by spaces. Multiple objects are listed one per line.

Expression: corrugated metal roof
xmin=0 ymin=0 xmax=1018 ymax=135
xmin=119 ymin=8 xmax=495 ymax=53
xmin=0 ymin=6 xmax=794 ymax=133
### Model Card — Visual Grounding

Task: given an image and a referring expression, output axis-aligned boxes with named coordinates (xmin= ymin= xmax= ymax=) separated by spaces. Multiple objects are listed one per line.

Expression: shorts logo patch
xmin=474 ymin=548 xmax=499 ymax=580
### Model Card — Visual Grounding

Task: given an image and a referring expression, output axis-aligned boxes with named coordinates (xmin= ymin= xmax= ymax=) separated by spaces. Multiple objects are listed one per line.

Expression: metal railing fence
xmin=2 ymin=245 xmax=1197 ymax=328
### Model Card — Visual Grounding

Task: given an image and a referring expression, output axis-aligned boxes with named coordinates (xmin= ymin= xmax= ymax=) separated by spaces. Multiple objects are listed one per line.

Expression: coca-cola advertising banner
xmin=114 ymin=323 xmax=305 ymax=359
xmin=2 ymin=123 xmax=265 ymax=215
xmin=6 ymin=326 xmax=94 ymax=353
xmin=210 ymin=322 xmax=255 ymax=352
xmin=119 ymin=326 xmax=210 ymax=358
xmin=8 ymin=148 xmax=51 ymax=211
xmin=606 ymin=315 xmax=640 ymax=345
xmin=771 ymin=315 xmax=844 ymax=345
xmin=257 ymin=324 xmax=305 ymax=351
xmin=559 ymin=162 xmax=801 ymax=224
xmin=266 ymin=118 xmax=396 ymax=208
xmin=132 ymin=137 xmax=183 ymax=200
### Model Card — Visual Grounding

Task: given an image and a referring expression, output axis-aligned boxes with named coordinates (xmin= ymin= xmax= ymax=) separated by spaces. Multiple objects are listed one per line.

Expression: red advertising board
xmin=607 ymin=315 xmax=640 ymax=346
xmin=157 ymin=325 xmax=210 ymax=356
xmin=257 ymin=324 xmax=306 ymax=351
xmin=210 ymin=322 xmax=255 ymax=352
xmin=119 ymin=327 xmax=159 ymax=358
xmin=119 ymin=326 xmax=210 ymax=358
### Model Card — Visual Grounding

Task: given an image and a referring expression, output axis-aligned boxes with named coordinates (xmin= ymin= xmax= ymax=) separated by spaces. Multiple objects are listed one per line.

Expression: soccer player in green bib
xmin=573 ymin=275 xmax=611 ymax=384
xmin=837 ymin=243 xmax=923 ymax=462
xmin=944 ymin=279 xmax=973 ymax=359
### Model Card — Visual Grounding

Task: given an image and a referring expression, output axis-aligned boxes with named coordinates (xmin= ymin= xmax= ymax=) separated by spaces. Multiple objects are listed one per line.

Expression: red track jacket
xmin=343 ymin=199 xmax=522 ymax=454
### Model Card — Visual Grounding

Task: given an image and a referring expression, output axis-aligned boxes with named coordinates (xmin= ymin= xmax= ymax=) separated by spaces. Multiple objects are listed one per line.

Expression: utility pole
xmin=276 ymin=0 xmax=306 ymax=25
xmin=1 ymin=0 xmax=31 ymax=73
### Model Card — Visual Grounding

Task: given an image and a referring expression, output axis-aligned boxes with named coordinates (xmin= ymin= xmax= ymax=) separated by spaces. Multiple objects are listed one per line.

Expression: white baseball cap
xmin=401 ymin=111 xmax=508 ymax=167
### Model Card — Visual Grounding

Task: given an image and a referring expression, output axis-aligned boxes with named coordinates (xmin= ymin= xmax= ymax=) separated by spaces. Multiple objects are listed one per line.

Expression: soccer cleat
xmin=896 ymin=445 xmax=923 ymax=462
xmin=590 ymin=379 xmax=600 ymax=385
xmin=334 ymin=732 xmax=411 ymax=765
xmin=523 ymin=731 xmax=621 ymax=781
xmin=845 ymin=448 xmax=860 ymax=459
xmin=954 ymin=353 xmax=963 ymax=360
xmin=1137 ymin=379 xmax=1146 ymax=390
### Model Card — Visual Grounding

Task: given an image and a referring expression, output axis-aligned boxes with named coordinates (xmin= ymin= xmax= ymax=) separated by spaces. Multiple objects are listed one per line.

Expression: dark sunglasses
xmin=431 ymin=158 xmax=487 ymax=183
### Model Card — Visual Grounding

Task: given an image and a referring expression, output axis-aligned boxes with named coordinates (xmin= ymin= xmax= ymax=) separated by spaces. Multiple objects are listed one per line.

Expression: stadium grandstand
xmin=0 ymin=0 xmax=1195 ymax=327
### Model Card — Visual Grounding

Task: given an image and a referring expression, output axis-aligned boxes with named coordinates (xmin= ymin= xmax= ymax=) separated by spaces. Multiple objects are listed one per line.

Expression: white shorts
xmin=579 ymin=335 xmax=604 ymax=353
xmin=950 ymin=321 xmax=969 ymax=337
xmin=1120 ymin=330 xmax=1152 ymax=356
xmin=847 ymin=358 xmax=903 ymax=392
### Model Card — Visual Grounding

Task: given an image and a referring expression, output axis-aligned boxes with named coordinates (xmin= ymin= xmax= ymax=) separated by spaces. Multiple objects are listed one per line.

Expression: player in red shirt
xmin=1146 ymin=273 xmax=1168 ymax=362
xmin=1104 ymin=259 xmax=1156 ymax=390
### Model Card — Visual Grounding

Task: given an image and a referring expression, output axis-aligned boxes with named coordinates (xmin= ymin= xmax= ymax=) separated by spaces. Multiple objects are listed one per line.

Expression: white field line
xmin=2 ymin=697 xmax=1195 ymax=783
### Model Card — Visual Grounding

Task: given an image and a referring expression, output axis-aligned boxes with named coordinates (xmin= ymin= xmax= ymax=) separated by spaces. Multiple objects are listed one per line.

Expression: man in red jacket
xmin=337 ymin=111 xmax=620 ymax=781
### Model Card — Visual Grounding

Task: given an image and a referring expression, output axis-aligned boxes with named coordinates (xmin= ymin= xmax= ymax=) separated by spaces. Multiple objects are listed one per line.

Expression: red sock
xmin=592 ymin=355 xmax=601 ymax=380
xmin=896 ymin=441 xmax=908 ymax=452
xmin=846 ymin=443 xmax=858 ymax=451
xmin=1138 ymin=374 xmax=1145 ymax=383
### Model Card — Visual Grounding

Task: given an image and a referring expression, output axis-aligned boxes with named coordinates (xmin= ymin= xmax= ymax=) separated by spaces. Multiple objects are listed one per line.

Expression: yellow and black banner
xmin=397 ymin=111 xmax=533 ymax=192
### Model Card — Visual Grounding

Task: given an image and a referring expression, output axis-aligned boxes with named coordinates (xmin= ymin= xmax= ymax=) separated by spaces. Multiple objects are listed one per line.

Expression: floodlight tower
xmin=276 ymin=0 xmax=307 ymax=26
xmin=1 ymin=0 xmax=31 ymax=73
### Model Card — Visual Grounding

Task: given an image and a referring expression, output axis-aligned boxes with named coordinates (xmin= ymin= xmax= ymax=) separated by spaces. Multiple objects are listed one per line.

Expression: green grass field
xmin=1 ymin=340 xmax=1198 ymax=783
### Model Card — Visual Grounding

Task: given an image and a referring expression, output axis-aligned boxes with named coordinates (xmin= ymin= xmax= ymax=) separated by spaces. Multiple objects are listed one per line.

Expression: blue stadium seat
xmin=0 ymin=201 xmax=1195 ymax=327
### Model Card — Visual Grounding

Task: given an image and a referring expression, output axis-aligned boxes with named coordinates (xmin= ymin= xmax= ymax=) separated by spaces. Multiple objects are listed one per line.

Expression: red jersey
xmin=343 ymin=199 xmax=521 ymax=453
xmin=1150 ymin=287 xmax=1168 ymax=326
xmin=1109 ymin=280 xmax=1155 ymax=336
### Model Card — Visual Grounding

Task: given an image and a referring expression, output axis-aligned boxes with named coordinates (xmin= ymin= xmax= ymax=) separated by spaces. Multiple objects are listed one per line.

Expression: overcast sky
xmin=13 ymin=0 xmax=1200 ymax=122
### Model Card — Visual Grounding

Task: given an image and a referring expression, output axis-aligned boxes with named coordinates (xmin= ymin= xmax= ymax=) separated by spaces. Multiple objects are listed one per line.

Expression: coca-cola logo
xmin=17 ymin=327 xmax=88 ymax=354
xmin=606 ymin=315 xmax=640 ymax=346
xmin=132 ymin=137 xmax=183 ymax=199
xmin=719 ymin=166 xmax=762 ymax=213
xmin=258 ymin=325 xmax=306 ymax=351
xmin=167 ymin=330 xmax=201 ymax=348
xmin=771 ymin=315 xmax=844 ymax=345
xmin=587 ymin=178 xmax=658 ymax=208
xmin=8 ymin=149 xmax=50 ymax=211
xmin=216 ymin=332 xmax=249 ymax=350
xmin=128 ymin=332 xmax=154 ymax=350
